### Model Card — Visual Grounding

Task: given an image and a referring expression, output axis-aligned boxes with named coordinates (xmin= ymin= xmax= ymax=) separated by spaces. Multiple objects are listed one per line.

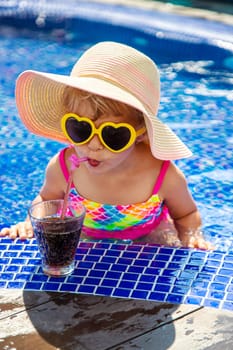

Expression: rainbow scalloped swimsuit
xmin=59 ymin=148 xmax=170 ymax=240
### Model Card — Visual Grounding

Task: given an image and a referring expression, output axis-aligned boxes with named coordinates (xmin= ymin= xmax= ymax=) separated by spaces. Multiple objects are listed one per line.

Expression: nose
xmin=87 ymin=134 xmax=104 ymax=151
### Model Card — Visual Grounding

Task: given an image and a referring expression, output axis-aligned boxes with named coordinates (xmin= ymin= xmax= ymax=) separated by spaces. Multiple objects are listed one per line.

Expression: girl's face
xmin=71 ymin=100 xmax=145 ymax=174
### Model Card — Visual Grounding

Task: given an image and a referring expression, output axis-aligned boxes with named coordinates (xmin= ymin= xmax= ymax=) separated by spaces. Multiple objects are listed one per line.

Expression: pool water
xmin=156 ymin=0 xmax=233 ymax=15
xmin=0 ymin=1 xmax=233 ymax=252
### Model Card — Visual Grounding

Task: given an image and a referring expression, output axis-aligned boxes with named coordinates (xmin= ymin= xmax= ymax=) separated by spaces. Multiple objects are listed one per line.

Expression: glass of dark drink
xmin=28 ymin=200 xmax=86 ymax=276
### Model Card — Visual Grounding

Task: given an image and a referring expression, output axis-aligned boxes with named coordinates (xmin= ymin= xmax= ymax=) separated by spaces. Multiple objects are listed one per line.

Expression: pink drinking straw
xmin=60 ymin=154 xmax=88 ymax=219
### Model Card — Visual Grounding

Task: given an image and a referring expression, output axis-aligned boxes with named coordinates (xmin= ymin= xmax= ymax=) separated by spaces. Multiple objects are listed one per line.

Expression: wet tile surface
xmin=0 ymin=289 xmax=195 ymax=350
xmin=0 ymin=238 xmax=232 ymax=312
xmin=1 ymin=289 xmax=233 ymax=350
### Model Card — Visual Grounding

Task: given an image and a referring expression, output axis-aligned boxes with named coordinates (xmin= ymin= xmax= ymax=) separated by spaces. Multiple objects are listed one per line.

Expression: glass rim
xmin=28 ymin=199 xmax=86 ymax=221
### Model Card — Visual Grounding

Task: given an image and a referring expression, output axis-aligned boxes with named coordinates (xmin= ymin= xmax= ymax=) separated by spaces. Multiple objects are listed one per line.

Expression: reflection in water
xmin=22 ymin=291 xmax=177 ymax=349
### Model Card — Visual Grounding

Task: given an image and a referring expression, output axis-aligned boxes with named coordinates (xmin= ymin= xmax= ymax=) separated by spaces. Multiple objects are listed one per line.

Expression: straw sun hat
xmin=15 ymin=41 xmax=192 ymax=160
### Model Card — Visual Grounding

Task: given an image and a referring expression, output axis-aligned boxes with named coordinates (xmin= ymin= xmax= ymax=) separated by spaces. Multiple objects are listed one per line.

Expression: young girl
xmin=0 ymin=41 xmax=212 ymax=249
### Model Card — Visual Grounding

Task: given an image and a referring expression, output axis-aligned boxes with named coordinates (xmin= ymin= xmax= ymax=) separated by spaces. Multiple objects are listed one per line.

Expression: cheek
xmin=73 ymin=145 xmax=86 ymax=156
xmin=107 ymin=146 xmax=134 ymax=166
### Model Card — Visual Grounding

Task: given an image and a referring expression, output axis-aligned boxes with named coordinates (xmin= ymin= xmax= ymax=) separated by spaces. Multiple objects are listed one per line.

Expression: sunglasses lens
xmin=102 ymin=126 xmax=131 ymax=151
xmin=65 ymin=117 xmax=92 ymax=143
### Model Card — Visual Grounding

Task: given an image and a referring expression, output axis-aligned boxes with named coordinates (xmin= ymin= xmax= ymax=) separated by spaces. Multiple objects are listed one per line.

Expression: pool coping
xmin=0 ymin=237 xmax=233 ymax=312
xmin=89 ymin=0 xmax=233 ymax=25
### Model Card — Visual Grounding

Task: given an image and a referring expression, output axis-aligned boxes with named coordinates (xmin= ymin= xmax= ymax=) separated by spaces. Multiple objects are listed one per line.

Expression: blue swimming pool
xmin=0 ymin=0 xmax=233 ymax=311
xmin=1 ymin=0 xmax=232 ymax=251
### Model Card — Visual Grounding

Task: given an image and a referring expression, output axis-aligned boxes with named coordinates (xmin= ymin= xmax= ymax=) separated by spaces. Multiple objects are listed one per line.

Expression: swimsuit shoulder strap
xmin=58 ymin=147 xmax=70 ymax=182
xmin=152 ymin=160 xmax=170 ymax=194
xmin=58 ymin=147 xmax=75 ymax=188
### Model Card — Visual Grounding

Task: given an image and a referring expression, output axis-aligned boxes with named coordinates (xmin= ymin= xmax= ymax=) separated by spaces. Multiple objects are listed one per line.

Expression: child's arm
xmin=162 ymin=163 xmax=213 ymax=250
xmin=0 ymin=153 xmax=66 ymax=239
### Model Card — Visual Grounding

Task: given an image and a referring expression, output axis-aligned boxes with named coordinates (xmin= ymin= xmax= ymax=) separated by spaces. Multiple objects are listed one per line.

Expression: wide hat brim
xmin=16 ymin=70 xmax=192 ymax=160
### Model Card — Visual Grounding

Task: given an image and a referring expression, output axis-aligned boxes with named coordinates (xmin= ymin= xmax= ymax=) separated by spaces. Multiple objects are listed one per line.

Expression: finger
xmin=195 ymin=240 xmax=208 ymax=250
xmin=187 ymin=241 xmax=196 ymax=248
xmin=8 ymin=226 xmax=18 ymax=239
xmin=18 ymin=222 xmax=33 ymax=240
xmin=18 ymin=229 xmax=28 ymax=240
xmin=186 ymin=236 xmax=199 ymax=248
xmin=191 ymin=237 xmax=213 ymax=250
xmin=0 ymin=227 xmax=11 ymax=236
xmin=173 ymin=239 xmax=182 ymax=247
xmin=205 ymin=241 xmax=215 ymax=250
xmin=25 ymin=222 xmax=34 ymax=238
xmin=203 ymin=241 xmax=213 ymax=250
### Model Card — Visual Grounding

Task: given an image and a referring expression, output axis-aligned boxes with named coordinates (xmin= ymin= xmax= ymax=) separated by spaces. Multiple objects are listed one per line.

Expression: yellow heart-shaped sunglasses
xmin=61 ymin=113 xmax=146 ymax=153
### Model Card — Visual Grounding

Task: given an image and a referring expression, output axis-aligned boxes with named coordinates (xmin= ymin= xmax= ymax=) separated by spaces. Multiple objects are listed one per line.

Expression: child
xmin=0 ymin=41 xmax=212 ymax=249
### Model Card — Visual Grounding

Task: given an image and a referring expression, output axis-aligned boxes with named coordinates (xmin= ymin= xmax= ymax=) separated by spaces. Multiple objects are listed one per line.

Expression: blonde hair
xmin=63 ymin=86 xmax=145 ymax=126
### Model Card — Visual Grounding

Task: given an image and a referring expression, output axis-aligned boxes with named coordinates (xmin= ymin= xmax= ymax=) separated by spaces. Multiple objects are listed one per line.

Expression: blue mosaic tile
xmin=214 ymin=275 xmax=230 ymax=284
xmin=139 ymin=274 xmax=157 ymax=283
xmin=0 ymin=237 xmax=232 ymax=311
xmin=101 ymin=256 xmax=117 ymax=264
xmin=189 ymin=288 xmax=207 ymax=298
xmin=207 ymin=290 xmax=225 ymax=300
xmin=144 ymin=267 xmax=162 ymax=275
xmin=128 ymin=265 xmax=144 ymax=274
xmin=67 ymin=276 xmax=83 ymax=284
xmin=166 ymin=294 xmax=184 ymax=304
xmin=196 ymin=272 xmax=213 ymax=282
xmin=222 ymin=302 xmax=233 ymax=311
xmin=226 ymin=292 xmax=233 ymax=301
xmin=84 ymin=277 xmax=102 ymax=285
xmin=2 ymin=251 xmax=18 ymax=258
xmin=105 ymin=271 xmax=122 ymax=280
xmin=25 ymin=281 xmax=43 ymax=290
xmin=150 ymin=260 xmax=166 ymax=268
xmin=42 ymin=282 xmax=61 ymax=291
xmin=7 ymin=281 xmax=26 ymax=289
xmin=77 ymin=261 xmax=94 ymax=269
xmin=89 ymin=269 xmax=105 ymax=278
xmin=185 ymin=296 xmax=203 ymax=305
xmin=95 ymin=286 xmax=113 ymax=296
xmin=218 ymin=268 xmax=232 ymax=276
xmin=224 ymin=255 xmax=233 ymax=263
xmin=113 ymin=288 xmax=131 ymax=298
xmin=131 ymin=290 xmax=149 ymax=299
xmin=204 ymin=299 xmax=221 ymax=308
xmin=60 ymin=283 xmax=78 ymax=292
xmin=154 ymin=283 xmax=171 ymax=293
xmin=149 ymin=291 xmax=167 ymax=302
xmin=4 ymin=265 xmax=21 ymax=272
xmin=31 ymin=274 xmax=50 ymax=282
xmin=174 ymin=278 xmax=191 ymax=287
xmin=77 ymin=285 xmax=95 ymax=294
xmin=101 ymin=279 xmax=118 ymax=287
xmin=119 ymin=280 xmax=136 ymax=289
xmin=0 ymin=281 xmax=7 ymax=288
xmin=172 ymin=285 xmax=190 ymax=295
xmin=15 ymin=273 xmax=32 ymax=281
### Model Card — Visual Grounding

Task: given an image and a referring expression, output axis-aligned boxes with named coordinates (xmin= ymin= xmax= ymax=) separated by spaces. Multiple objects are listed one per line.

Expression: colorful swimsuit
xmin=59 ymin=148 xmax=170 ymax=240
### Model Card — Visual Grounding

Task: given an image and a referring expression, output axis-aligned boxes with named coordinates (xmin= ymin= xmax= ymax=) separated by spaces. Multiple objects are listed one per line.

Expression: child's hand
xmin=0 ymin=221 xmax=34 ymax=240
xmin=180 ymin=230 xmax=214 ymax=250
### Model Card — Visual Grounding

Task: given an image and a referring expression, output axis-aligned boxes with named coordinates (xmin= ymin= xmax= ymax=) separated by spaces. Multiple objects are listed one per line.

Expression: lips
xmin=88 ymin=159 xmax=101 ymax=167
